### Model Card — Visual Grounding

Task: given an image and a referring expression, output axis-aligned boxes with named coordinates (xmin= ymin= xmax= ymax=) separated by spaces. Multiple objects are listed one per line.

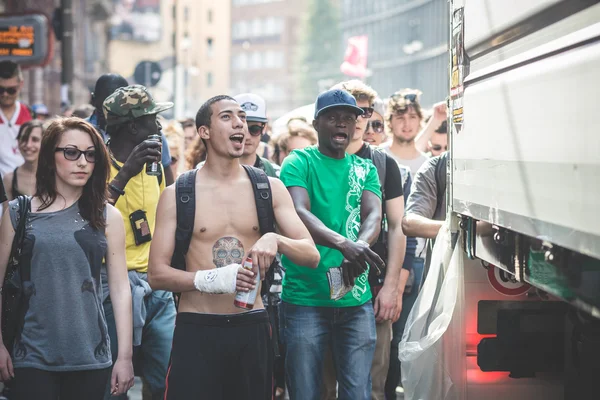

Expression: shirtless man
xmin=148 ymin=95 xmax=320 ymax=400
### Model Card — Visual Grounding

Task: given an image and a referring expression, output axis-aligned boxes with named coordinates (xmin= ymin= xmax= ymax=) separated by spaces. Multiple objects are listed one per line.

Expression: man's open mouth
xmin=332 ymin=133 xmax=347 ymax=143
xmin=230 ymin=133 xmax=245 ymax=144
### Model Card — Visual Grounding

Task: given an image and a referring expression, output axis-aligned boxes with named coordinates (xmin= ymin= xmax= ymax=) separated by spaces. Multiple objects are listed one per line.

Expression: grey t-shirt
xmin=8 ymin=199 xmax=111 ymax=371
xmin=405 ymin=153 xmax=447 ymax=221
xmin=405 ymin=153 xmax=448 ymax=285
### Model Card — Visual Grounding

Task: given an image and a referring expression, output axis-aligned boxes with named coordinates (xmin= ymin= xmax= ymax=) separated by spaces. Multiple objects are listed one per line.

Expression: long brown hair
xmin=17 ymin=120 xmax=44 ymax=143
xmin=185 ymin=136 xmax=207 ymax=170
xmin=35 ymin=117 xmax=110 ymax=230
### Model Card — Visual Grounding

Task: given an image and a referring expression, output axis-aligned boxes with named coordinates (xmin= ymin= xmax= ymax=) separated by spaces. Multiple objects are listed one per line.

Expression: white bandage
xmin=193 ymin=264 xmax=240 ymax=294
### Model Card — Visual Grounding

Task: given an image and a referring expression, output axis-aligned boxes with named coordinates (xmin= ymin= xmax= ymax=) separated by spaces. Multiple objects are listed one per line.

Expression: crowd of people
xmin=0 ymin=58 xmax=448 ymax=400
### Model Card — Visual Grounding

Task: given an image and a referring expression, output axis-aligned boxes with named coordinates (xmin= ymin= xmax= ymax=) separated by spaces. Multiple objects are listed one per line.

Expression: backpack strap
xmin=171 ymin=169 xmax=198 ymax=271
xmin=370 ymin=148 xmax=388 ymax=242
xmin=434 ymin=153 xmax=448 ymax=218
xmin=242 ymin=165 xmax=275 ymax=234
xmin=371 ymin=148 xmax=387 ymax=203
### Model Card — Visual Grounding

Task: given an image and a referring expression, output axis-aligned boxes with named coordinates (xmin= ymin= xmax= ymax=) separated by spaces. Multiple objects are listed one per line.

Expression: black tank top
xmin=12 ymin=167 xmax=23 ymax=198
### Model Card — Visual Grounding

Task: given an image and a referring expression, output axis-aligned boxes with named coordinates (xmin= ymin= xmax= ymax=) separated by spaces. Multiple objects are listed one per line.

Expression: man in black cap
xmin=88 ymin=73 xmax=174 ymax=185
xmin=280 ymin=89 xmax=385 ymax=399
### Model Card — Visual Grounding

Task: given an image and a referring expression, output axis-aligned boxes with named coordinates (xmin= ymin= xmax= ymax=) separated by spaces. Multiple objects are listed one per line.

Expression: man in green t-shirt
xmin=280 ymin=89 xmax=385 ymax=400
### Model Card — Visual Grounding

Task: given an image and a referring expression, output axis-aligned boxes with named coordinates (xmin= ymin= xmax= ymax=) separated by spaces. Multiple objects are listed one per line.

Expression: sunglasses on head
xmin=391 ymin=93 xmax=418 ymax=103
xmin=55 ymin=147 xmax=96 ymax=163
xmin=360 ymin=107 xmax=374 ymax=119
xmin=248 ymin=124 xmax=265 ymax=136
xmin=0 ymin=86 xmax=18 ymax=95
xmin=366 ymin=120 xmax=384 ymax=134
xmin=431 ymin=144 xmax=448 ymax=151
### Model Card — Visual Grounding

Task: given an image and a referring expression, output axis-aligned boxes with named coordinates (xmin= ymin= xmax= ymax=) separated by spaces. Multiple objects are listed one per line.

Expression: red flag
xmin=340 ymin=35 xmax=368 ymax=78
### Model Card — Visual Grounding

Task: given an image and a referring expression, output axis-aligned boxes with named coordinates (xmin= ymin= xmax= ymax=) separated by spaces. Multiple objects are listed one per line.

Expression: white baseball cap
xmin=234 ymin=93 xmax=268 ymax=123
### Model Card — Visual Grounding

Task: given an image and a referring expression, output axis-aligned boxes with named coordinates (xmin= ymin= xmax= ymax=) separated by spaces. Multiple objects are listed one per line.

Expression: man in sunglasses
xmin=0 ymin=61 xmax=32 ymax=178
xmin=427 ymin=120 xmax=448 ymax=157
xmin=323 ymin=82 xmax=411 ymax=400
xmin=196 ymin=93 xmax=280 ymax=178
xmin=363 ymin=98 xmax=388 ymax=147
xmin=414 ymin=100 xmax=448 ymax=156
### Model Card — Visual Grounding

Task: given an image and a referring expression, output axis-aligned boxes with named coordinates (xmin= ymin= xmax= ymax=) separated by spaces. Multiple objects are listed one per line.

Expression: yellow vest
xmin=110 ymin=161 xmax=164 ymax=272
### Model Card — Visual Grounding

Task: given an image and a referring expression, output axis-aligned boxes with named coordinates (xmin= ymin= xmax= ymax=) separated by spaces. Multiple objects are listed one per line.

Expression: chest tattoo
xmin=212 ymin=236 xmax=244 ymax=268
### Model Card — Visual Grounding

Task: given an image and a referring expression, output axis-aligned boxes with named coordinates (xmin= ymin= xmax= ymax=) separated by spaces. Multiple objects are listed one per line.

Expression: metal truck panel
xmin=452 ymin=5 xmax=600 ymax=260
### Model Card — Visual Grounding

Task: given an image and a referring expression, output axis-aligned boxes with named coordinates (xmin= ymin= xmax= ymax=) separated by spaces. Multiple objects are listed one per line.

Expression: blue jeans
xmin=281 ymin=301 xmax=376 ymax=400
xmin=386 ymin=257 xmax=424 ymax=398
xmin=103 ymin=290 xmax=176 ymax=400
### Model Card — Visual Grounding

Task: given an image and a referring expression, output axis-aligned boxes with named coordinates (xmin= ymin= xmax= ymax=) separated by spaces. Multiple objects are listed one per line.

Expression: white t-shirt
xmin=379 ymin=142 xmax=429 ymax=177
xmin=379 ymin=142 xmax=430 ymax=258
xmin=0 ymin=101 xmax=32 ymax=177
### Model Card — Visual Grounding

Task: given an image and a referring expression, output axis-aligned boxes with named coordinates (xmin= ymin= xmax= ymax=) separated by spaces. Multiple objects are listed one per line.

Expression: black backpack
xmin=170 ymin=164 xmax=275 ymax=272
xmin=169 ymin=165 xmax=282 ymax=357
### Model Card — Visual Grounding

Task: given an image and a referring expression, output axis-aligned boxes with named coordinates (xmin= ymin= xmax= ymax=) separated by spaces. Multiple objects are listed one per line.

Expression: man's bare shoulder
xmin=157 ymin=184 xmax=177 ymax=215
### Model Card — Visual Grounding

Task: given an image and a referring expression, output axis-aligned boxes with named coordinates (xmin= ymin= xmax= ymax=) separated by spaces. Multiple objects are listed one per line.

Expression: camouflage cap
xmin=103 ymin=84 xmax=173 ymax=127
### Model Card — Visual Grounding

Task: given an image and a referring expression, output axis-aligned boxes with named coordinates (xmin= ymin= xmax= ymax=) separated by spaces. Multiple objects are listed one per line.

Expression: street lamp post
xmin=61 ymin=0 xmax=74 ymax=107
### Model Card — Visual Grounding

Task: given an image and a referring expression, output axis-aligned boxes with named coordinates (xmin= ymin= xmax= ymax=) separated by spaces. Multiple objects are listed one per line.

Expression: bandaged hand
xmin=193 ymin=264 xmax=257 ymax=294
xmin=193 ymin=264 xmax=240 ymax=294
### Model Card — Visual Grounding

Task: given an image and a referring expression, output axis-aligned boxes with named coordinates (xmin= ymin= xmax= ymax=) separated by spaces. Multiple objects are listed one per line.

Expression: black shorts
xmin=165 ymin=310 xmax=273 ymax=400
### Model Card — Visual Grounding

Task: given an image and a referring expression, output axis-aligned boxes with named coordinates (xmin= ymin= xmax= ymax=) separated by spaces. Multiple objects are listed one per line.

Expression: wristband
xmin=109 ymin=184 xmax=125 ymax=196
xmin=193 ymin=264 xmax=240 ymax=294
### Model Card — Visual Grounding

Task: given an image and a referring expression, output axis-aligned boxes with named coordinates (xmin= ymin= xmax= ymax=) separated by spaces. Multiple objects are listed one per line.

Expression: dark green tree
xmin=296 ymin=0 xmax=343 ymax=105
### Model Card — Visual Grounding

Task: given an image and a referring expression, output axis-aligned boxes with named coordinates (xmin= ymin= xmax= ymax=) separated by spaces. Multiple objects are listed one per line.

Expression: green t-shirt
xmin=280 ymin=146 xmax=382 ymax=307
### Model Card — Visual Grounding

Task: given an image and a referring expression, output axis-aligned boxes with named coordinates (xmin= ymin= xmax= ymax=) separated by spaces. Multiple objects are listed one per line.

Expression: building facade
xmin=108 ymin=0 xmax=231 ymax=119
xmin=230 ymin=0 xmax=308 ymax=119
xmin=340 ymin=0 xmax=449 ymax=106
xmin=1 ymin=0 xmax=112 ymax=114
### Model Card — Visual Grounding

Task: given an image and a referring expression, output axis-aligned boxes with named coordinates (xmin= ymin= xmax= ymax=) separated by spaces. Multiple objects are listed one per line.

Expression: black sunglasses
xmin=0 ymin=86 xmax=18 ymax=95
xmin=248 ymin=124 xmax=265 ymax=136
xmin=391 ymin=93 xmax=418 ymax=103
xmin=55 ymin=147 xmax=96 ymax=163
xmin=431 ymin=144 xmax=448 ymax=151
xmin=360 ymin=107 xmax=374 ymax=119
xmin=366 ymin=120 xmax=384 ymax=134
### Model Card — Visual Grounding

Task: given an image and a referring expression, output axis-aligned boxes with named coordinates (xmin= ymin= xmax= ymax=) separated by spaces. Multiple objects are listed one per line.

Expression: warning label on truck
xmin=450 ymin=7 xmax=465 ymax=135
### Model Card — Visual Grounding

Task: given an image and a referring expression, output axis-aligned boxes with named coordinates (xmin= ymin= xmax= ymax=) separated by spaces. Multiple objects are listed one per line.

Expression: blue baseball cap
xmin=314 ymin=89 xmax=364 ymax=119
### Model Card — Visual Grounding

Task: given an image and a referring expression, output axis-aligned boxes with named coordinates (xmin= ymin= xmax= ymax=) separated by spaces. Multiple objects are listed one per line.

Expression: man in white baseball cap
xmin=235 ymin=93 xmax=280 ymax=177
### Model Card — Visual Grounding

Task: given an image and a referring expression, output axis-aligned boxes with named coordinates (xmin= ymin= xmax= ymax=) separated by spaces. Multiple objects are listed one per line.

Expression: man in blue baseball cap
xmin=279 ymin=89 xmax=385 ymax=399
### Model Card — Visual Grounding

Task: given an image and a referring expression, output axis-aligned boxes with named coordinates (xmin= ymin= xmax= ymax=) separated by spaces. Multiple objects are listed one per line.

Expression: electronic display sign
xmin=0 ymin=13 xmax=51 ymax=66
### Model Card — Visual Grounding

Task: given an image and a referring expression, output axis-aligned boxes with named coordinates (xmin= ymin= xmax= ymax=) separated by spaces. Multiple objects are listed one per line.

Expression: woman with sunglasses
xmin=363 ymin=98 xmax=388 ymax=147
xmin=0 ymin=117 xmax=134 ymax=399
xmin=3 ymin=120 xmax=44 ymax=200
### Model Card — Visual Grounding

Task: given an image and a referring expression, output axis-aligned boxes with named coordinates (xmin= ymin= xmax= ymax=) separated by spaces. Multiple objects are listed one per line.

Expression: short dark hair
xmin=195 ymin=95 xmax=236 ymax=130
xmin=435 ymin=120 xmax=447 ymax=134
xmin=93 ymin=74 xmax=129 ymax=106
xmin=195 ymin=95 xmax=236 ymax=151
xmin=0 ymin=61 xmax=22 ymax=81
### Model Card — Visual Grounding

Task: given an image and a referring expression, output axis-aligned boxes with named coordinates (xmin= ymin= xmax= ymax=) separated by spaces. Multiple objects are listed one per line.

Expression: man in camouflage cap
xmin=101 ymin=84 xmax=175 ymax=400
xmin=103 ymin=84 xmax=173 ymax=126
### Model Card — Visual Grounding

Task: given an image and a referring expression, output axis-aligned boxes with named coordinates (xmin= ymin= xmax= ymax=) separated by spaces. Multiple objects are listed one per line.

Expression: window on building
xmin=239 ymin=21 xmax=248 ymax=38
xmin=208 ymin=9 xmax=213 ymax=23
xmin=251 ymin=19 xmax=261 ymax=37
xmin=207 ymin=72 xmax=213 ymax=87
xmin=207 ymin=38 xmax=214 ymax=58
xmin=250 ymin=52 xmax=262 ymax=69
xmin=184 ymin=6 xmax=189 ymax=21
